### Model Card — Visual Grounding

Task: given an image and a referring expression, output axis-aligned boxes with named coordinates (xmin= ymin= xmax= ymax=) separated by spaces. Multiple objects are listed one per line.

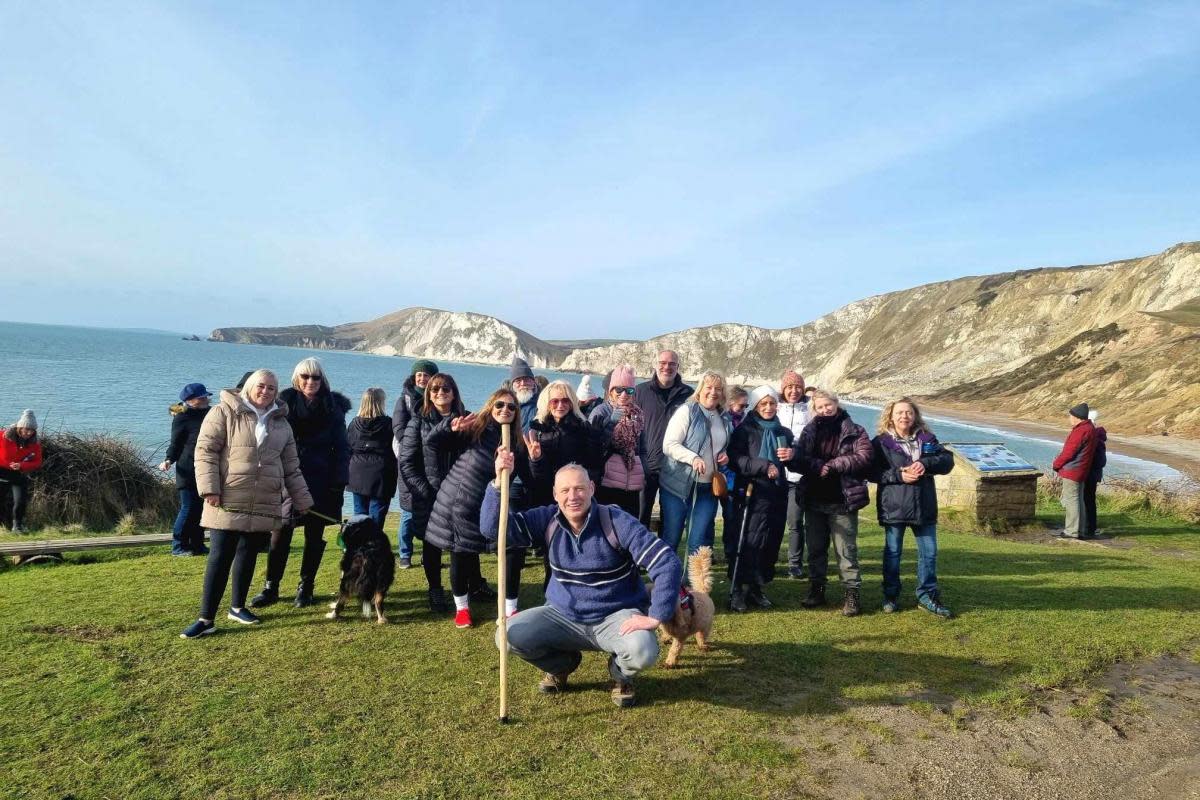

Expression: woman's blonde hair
xmin=810 ymin=388 xmax=839 ymax=407
xmin=290 ymin=357 xmax=329 ymax=391
xmin=877 ymin=396 xmax=930 ymax=436
xmin=358 ymin=387 xmax=386 ymax=419
xmin=239 ymin=369 xmax=279 ymax=404
xmin=687 ymin=371 xmax=728 ymax=412
xmin=535 ymin=380 xmax=585 ymax=423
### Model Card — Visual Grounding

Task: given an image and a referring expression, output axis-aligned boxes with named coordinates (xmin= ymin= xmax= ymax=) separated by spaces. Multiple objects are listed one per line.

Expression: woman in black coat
xmin=392 ymin=359 xmax=439 ymax=568
xmin=399 ymin=373 xmax=466 ymax=612
xmin=871 ymin=397 xmax=955 ymax=618
xmin=252 ymin=357 xmax=351 ymax=609
xmin=159 ymin=382 xmax=213 ymax=556
xmin=726 ymin=387 xmax=795 ymax=612
xmin=525 ymin=380 xmax=604 ymax=507
xmin=425 ymin=388 xmax=531 ymax=629
xmin=347 ymin=387 xmax=397 ymax=530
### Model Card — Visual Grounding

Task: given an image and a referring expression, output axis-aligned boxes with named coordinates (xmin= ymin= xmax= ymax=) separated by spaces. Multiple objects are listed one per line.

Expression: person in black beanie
xmin=251 ymin=357 xmax=350 ymax=608
xmin=159 ymin=383 xmax=213 ymax=555
xmin=393 ymin=358 xmax=439 ymax=568
xmin=508 ymin=355 xmax=541 ymax=433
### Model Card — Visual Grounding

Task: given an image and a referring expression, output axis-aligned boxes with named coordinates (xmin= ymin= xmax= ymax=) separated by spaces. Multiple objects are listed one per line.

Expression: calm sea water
xmin=0 ymin=321 xmax=1184 ymax=488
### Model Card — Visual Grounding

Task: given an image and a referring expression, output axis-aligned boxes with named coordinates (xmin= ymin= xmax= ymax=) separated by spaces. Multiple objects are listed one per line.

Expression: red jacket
xmin=1052 ymin=420 xmax=1096 ymax=482
xmin=0 ymin=429 xmax=43 ymax=472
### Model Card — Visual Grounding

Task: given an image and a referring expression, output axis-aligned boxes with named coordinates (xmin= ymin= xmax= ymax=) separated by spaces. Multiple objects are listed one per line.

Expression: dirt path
xmin=779 ymin=652 xmax=1200 ymax=800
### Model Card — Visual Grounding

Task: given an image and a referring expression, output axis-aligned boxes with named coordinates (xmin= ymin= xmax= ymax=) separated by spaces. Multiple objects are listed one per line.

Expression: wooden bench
xmin=1 ymin=532 xmax=204 ymax=565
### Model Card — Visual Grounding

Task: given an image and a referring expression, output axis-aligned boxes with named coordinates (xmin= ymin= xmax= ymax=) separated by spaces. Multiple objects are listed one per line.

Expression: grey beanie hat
xmin=1069 ymin=402 xmax=1089 ymax=420
xmin=16 ymin=409 xmax=37 ymax=430
xmin=509 ymin=355 xmax=535 ymax=381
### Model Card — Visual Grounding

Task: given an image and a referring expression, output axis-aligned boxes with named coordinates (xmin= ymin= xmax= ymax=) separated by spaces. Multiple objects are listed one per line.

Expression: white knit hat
xmin=577 ymin=375 xmax=596 ymax=402
xmin=748 ymin=385 xmax=779 ymax=410
xmin=15 ymin=409 xmax=36 ymax=430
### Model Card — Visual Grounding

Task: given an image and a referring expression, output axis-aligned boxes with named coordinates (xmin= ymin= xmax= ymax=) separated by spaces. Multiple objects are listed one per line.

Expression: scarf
xmin=754 ymin=414 xmax=783 ymax=464
xmin=814 ymin=410 xmax=847 ymax=460
xmin=610 ymin=403 xmax=644 ymax=470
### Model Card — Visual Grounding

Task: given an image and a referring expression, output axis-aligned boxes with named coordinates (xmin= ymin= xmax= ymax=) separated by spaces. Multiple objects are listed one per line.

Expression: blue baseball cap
xmin=180 ymin=382 xmax=212 ymax=402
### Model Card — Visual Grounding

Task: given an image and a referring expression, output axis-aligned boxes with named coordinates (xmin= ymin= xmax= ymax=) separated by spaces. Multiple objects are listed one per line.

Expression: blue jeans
xmin=351 ymin=494 xmax=390 ymax=532
xmin=882 ymin=523 xmax=939 ymax=603
xmin=396 ymin=507 xmax=413 ymax=559
xmin=660 ymin=484 xmax=718 ymax=583
xmin=172 ymin=485 xmax=204 ymax=554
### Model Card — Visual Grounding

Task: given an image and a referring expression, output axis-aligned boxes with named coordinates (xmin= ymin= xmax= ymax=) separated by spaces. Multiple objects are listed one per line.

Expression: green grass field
xmin=2 ymin=499 xmax=1198 ymax=800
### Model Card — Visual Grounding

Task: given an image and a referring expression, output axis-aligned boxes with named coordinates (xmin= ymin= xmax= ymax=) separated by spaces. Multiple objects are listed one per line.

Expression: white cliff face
xmin=210 ymin=242 xmax=1200 ymax=436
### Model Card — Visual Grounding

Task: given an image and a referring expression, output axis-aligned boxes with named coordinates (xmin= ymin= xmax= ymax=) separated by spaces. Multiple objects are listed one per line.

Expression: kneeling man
xmin=481 ymin=451 xmax=682 ymax=708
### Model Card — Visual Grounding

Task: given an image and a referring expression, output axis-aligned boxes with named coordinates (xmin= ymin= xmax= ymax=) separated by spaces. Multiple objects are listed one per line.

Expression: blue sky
xmin=1 ymin=2 xmax=1198 ymax=339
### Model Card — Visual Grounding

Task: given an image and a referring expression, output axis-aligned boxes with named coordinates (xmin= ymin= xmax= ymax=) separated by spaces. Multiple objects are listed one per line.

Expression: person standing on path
xmin=251 ymin=358 xmax=350 ymax=609
xmin=1052 ymin=402 xmax=1098 ymax=540
xmin=776 ymin=370 xmax=812 ymax=579
xmin=392 ymin=359 xmax=438 ymax=568
xmin=871 ymin=397 xmax=955 ymax=618
xmin=1084 ymin=409 xmax=1107 ymax=538
xmin=793 ymin=390 xmax=872 ymax=616
xmin=633 ymin=350 xmax=693 ymax=529
xmin=181 ymin=370 xmax=312 ymax=638
xmin=159 ymin=383 xmax=213 ymax=555
xmin=0 ymin=410 xmax=43 ymax=534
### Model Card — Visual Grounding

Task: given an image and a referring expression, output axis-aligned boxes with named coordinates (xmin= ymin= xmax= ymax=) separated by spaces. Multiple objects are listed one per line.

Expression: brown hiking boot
xmin=842 ymin=587 xmax=861 ymax=617
xmin=609 ymin=680 xmax=636 ymax=708
xmin=538 ymin=672 xmax=571 ymax=693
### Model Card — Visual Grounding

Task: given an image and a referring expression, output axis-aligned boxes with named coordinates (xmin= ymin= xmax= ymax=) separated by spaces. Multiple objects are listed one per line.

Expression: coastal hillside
xmin=211 ymin=307 xmax=571 ymax=368
xmin=211 ymin=241 xmax=1200 ymax=436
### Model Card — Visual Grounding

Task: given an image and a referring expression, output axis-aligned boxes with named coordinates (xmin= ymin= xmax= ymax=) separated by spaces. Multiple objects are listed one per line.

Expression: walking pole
xmin=729 ymin=483 xmax=754 ymax=602
xmin=496 ymin=424 xmax=512 ymax=724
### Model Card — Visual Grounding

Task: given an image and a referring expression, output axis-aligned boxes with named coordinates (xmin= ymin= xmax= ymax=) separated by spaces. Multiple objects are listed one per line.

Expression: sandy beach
xmin=913 ymin=401 xmax=1200 ymax=482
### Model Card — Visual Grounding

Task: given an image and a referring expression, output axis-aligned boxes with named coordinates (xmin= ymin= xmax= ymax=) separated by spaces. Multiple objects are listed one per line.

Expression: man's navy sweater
xmin=479 ymin=484 xmax=682 ymax=624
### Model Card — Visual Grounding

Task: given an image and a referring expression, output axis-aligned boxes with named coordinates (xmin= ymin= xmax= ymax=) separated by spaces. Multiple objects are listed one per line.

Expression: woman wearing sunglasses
xmin=250 ymin=357 xmax=350 ymax=609
xmin=399 ymin=373 xmax=466 ymax=613
xmin=526 ymin=380 xmax=604 ymax=508
xmin=586 ymin=365 xmax=646 ymax=517
xmin=425 ymin=388 xmax=532 ymax=628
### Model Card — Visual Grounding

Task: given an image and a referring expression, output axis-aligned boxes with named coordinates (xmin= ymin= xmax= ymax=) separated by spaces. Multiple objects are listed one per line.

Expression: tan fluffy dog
xmin=659 ymin=546 xmax=715 ymax=668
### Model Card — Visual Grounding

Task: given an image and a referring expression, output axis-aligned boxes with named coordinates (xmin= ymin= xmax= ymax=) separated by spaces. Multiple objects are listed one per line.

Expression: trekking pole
xmin=729 ymin=483 xmax=754 ymax=602
xmin=497 ymin=424 xmax=512 ymax=724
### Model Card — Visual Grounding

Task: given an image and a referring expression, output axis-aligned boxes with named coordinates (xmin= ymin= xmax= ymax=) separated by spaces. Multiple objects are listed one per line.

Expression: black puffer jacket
xmin=425 ymin=420 xmax=531 ymax=554
xmin=871 ymin=430 xmax=954 ymax=525
xmin=727 ymin=414 xmax=794 ymax=582
xmin=165 ymin=403 xmax=211 ymax=489
xmin=398 ymin=410 xmax=464 ymax=540
xmin=279 ymin=387 xmax=351 ymax=518
xmin=528 ymin=414 xmax=605 ymax=507
xmin=391 ymin=378 xmax=424 ymax=510
xmin=347 ymin=415 xmax=398 ymax=499
xmin=633 ymin=374 xmax=693 ymax=474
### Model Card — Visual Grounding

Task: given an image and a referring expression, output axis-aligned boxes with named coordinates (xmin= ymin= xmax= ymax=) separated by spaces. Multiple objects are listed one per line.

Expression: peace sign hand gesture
xmin=524 ymin=430 xmax=542 ymax=461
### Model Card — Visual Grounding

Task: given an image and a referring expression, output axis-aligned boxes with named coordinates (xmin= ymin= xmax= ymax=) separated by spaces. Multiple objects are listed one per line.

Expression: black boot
xmin=801 ymin=583 xmax=826 ymax=608
xmin=249 ymin=581 xmax=279 ymax=608
xmin=294 ymin=540 xmax=326 ymax=608
xmin=427 ymin=587 xmax=451 ymax=613
xmin=470 ymin=579 xmax=497 ymax=602
xmin=746 ymin=582 xmax=772 ymax=609
xmin=842 ymin=587 xmax=861 ymax=617
xmin=729 ymin=586 xmax=748 ymax=613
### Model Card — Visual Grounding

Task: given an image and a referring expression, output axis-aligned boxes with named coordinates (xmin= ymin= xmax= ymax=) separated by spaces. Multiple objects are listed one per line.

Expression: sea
xmin=0 ymin=321 xmax=1187 ymax=502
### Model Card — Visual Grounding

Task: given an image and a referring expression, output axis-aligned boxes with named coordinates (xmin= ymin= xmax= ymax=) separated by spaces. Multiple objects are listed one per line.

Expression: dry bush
xmin=27 ymin=432 xmax=175 ymax=530
xmin=1100 ymin=477 xmax=1200 ymax=524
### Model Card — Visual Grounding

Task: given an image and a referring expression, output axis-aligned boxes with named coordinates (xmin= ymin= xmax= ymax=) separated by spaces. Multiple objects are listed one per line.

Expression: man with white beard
xmin=509 ymin=356 xmax=541 ymax=434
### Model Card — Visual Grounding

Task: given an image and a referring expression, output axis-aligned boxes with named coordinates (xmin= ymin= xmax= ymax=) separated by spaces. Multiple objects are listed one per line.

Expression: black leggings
xmin=0 ymin=473 xmax=30 ymax=528
xmin=200 ymin=530 xmax=265 ymax=619
xmin=449 ymin=549 xmax=526 ymax=600
xmin=265 ymin=519 xmax=328 ymax=584
xmin=421 ymin=542 xmax=443 ymax=591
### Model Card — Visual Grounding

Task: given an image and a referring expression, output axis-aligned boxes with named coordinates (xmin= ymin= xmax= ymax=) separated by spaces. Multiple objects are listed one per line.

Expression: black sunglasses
xmin=299 ymin=373 xmax=322 ymax=381
xmin=429 ymin=386 xmax=453 ymax=395
xmin=611 ymin=387 xmax=635 ymax=396
xmin=493 ymin=401 xmax=517 ymax=412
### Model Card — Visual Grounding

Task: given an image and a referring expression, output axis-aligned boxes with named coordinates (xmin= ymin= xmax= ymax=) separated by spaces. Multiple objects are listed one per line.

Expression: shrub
xmin=27 ymin=432 xmax=176 ymax=530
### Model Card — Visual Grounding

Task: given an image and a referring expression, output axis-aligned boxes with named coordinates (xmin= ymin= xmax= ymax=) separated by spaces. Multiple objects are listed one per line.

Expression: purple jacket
xmin=793 ymin=410 xmax=872 ymax=512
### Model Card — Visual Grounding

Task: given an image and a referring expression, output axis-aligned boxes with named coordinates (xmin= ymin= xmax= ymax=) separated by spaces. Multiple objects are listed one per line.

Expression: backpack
xmin=542 ymin=503 xmax=623 ymax=554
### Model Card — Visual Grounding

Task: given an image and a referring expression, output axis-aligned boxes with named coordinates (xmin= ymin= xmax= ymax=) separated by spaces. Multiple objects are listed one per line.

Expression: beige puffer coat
xmin=195 ymin=389 xmax=313 ymax=532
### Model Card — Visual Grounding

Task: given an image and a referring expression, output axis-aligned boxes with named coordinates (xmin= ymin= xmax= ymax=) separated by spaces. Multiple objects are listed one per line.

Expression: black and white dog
xmin=326 ymin=515 xmax=396 ymax=624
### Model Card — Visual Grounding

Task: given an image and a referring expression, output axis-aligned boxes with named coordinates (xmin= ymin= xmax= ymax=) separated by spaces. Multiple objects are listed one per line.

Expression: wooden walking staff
xmin=496 ymin=424 xmax=512 ymax=723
